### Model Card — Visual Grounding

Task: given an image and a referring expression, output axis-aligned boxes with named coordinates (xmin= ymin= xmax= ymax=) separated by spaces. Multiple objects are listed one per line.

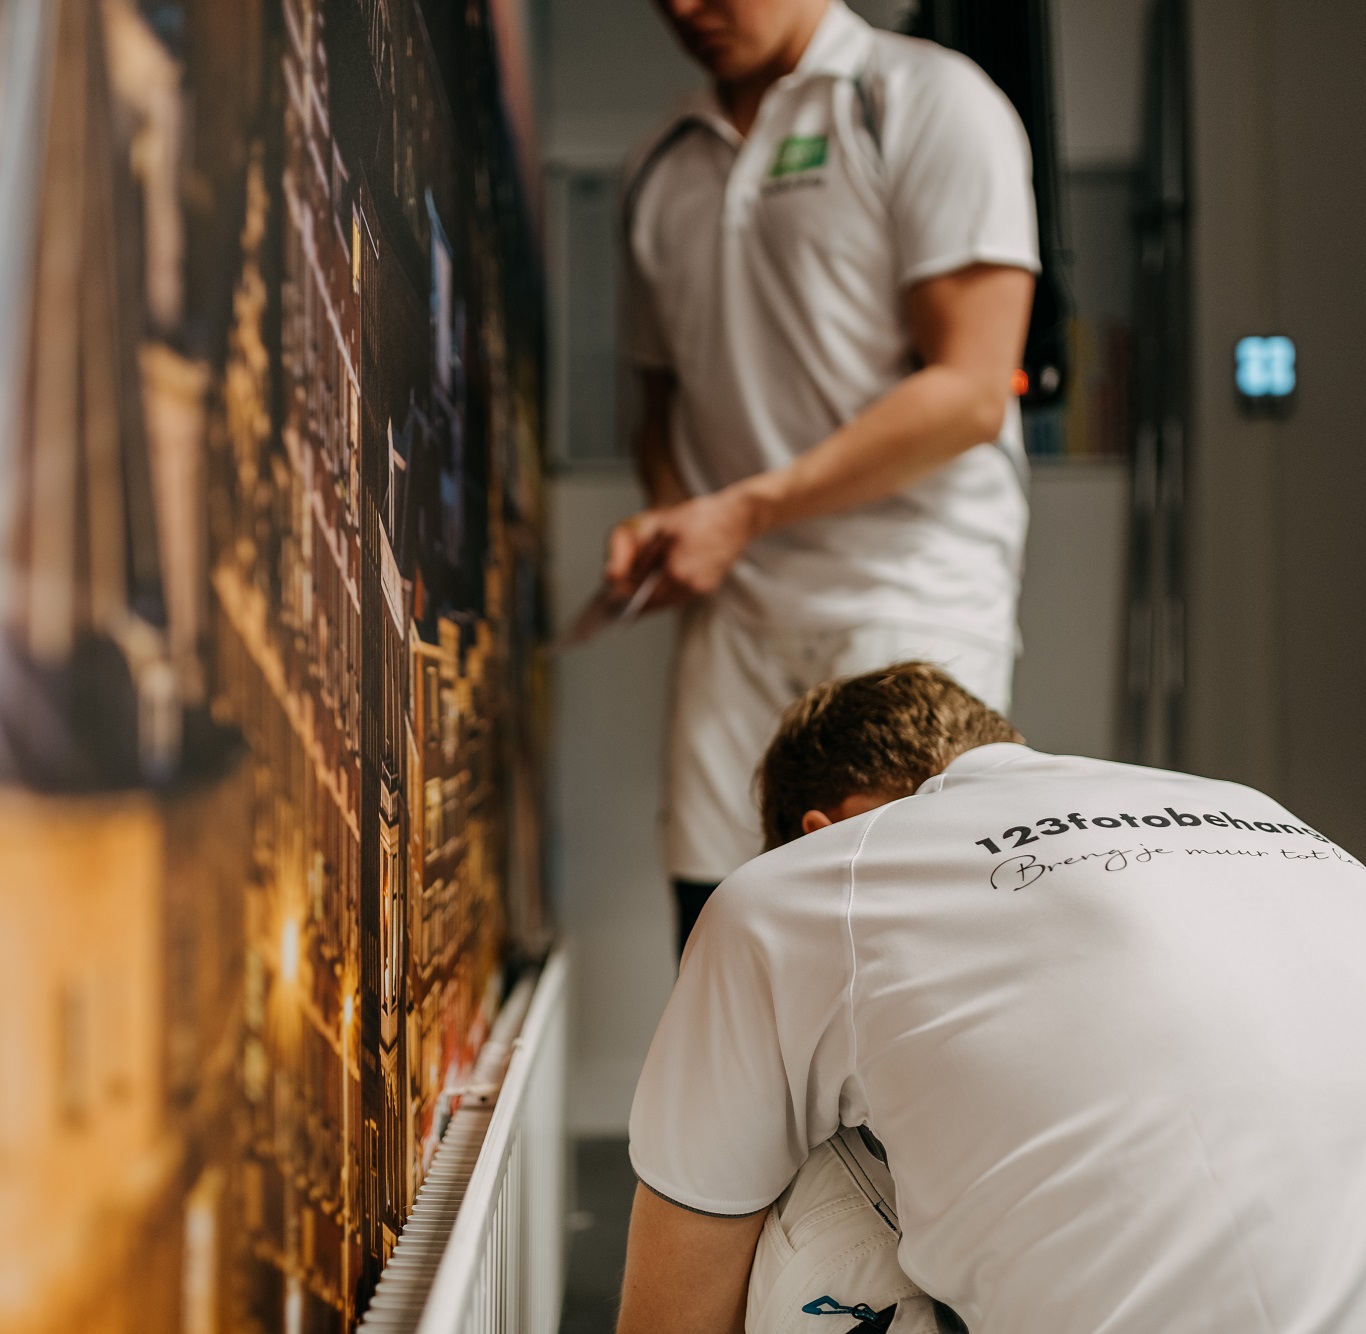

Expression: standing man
xmin=608 ymin=0 xmax=1040 ymax=950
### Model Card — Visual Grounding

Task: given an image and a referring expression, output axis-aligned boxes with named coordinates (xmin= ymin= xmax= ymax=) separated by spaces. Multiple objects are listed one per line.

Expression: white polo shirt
xmin=630 ymin=745 xmax=1366 ymax=1333
xmin=623 ymin=2 xmax=1040 ymax=642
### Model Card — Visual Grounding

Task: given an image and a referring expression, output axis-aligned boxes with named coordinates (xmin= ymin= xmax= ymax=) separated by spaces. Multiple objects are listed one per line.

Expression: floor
xmin=559 ymin=1138 xmax=636 ymax=1334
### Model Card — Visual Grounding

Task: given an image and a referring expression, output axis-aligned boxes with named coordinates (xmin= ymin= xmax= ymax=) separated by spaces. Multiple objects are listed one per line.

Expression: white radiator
xmin=360 ymin=949 xmax=569 ymax=1334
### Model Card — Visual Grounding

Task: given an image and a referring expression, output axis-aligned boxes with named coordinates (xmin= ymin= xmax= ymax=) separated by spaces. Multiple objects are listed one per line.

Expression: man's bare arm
xmin=739 ymin=263 xmax=1034 ymax=527
xmin=617 ymin=1184 xmax=768 ymax=1334
xmin=605 ymin=264 xmax=1035 ymax=604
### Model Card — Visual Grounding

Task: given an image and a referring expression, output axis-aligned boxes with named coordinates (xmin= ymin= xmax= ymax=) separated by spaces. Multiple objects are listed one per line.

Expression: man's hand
xmin=618 ymin=1183 xmax=768 ymax=1334
xmin=605 ymin=486 xmax=761 ymax=610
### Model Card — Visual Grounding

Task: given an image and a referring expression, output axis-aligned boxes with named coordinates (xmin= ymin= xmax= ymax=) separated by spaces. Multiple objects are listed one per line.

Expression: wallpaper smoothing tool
xmin=552 ymin=567 xmax=663 ymax=651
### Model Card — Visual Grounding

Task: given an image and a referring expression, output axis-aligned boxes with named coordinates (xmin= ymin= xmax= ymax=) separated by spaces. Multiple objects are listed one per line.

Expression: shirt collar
xmin=916 ymin=743 xmax=1036 ymax=795
xmin=658 ymin=0 xmax=874 ymax=141
xmin=794 ymin=0 xmax=876 ymax=80
xmin=671 ymin=83 xmax=736 ymax=141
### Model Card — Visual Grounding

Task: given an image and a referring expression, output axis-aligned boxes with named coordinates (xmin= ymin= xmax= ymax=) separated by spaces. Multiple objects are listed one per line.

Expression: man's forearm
xmin=604 ymin=364 xmax=1012 ymax=607
xmin=605 ymin=265 xmax=1033 ymax=606
xmin=734 ymin=362 xmax=1007 ymax=538
xmin=731 ymin=261 xmax=1034 ymax=540
xmin=618 ymin=1185 xmax=766 ymax=1334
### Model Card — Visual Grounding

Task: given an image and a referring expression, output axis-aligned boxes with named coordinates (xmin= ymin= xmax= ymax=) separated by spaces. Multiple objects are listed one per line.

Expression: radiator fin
xmin=360 ymin=951 xmax=566 ymax=1333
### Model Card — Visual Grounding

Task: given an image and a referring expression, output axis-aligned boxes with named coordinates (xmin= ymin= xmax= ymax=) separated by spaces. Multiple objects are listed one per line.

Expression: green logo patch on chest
xmin=770 ymin=134 xmax=828 ymax=178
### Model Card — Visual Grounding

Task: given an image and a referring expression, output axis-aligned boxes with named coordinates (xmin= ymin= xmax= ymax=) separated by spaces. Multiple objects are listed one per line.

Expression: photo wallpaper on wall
xmin=0 ymin=0 xmax=548 ymax=1331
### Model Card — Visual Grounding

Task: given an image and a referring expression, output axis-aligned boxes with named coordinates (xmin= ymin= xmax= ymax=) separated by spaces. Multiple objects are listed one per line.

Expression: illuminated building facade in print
xmin=0 ymin=0 xmax=546 ymax=1329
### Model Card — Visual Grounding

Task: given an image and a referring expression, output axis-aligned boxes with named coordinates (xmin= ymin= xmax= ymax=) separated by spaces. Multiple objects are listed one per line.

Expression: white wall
xmin=540 ymin=9 xmax=700 ymax=1134
xmin=548 ymin=475 xmax=675 ymax=1133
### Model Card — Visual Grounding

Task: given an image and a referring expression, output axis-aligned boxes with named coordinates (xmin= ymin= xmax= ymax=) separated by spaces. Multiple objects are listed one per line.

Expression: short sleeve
xmin=620 ymin=236 xmax=673 ymax=369
xmin=619 ymin=177 xmax=674 ymax=369
xmin=628 ymin=853 xmax=855 ymax=1216
xmin=883 ymin=49 xmax=1041 ymax=288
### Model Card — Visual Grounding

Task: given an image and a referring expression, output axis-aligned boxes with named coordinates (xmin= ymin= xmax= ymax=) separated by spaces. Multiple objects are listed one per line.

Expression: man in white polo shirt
xmin=620 ymin=662 xmax=1366 ymax=1333
xmin=605 ymin=0 xmax=1040 ymax=950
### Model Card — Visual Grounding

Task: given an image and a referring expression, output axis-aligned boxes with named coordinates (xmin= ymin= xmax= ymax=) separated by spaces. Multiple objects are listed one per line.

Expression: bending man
xmin=621 ymin=663 xmax=1366 ymax=1333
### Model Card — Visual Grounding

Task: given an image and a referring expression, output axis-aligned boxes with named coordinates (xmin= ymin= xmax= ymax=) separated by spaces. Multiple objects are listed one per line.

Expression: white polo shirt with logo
xmin=623 ymin=1 xmax=1041 ymax=646
xmin=630 ymin=744 xmax=1366 ymax=1333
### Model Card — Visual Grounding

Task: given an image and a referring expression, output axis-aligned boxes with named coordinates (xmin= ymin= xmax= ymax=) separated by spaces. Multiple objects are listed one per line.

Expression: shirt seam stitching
xmin=845 ymin=804 xmax=889 ymax=1121
xmin=943 ymin=745 xmax=1033 ymax=779
xmin=901 ymin=247 xmax=1042 ymax=286
xmin=635 ymin=1174 xmax=773 ymax=1219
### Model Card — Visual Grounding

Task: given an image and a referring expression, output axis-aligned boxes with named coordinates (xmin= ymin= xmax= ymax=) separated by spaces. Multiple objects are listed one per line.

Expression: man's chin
xmin=685 ymin=38 xmax=757 ymax=83
xmin=693 ymin=50 xmax=736 ymax=78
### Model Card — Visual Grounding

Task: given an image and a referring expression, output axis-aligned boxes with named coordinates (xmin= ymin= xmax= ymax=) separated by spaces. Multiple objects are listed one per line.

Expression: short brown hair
xmin=758 ymin=661 xmax=1024 ymax=849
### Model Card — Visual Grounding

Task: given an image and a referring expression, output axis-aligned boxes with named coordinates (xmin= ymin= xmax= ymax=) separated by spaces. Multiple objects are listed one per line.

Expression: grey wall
xmin=1052 ymin=0 xmax=1147 ymax=166
xmin=1186 ymin=0 xmax=1366 ymax=851
xmin=543 ymin=2 xmax=698 ymax=163
xmin=544 ymin=0 xmax=1150 ymax=167
xmin=1185 ymin=0 xmax=1283 ymax=793
xmin=1013 ymin=466 xmax=1129 ymax=756
xmin=1269 ymin=4 xmax=1366 ymax=851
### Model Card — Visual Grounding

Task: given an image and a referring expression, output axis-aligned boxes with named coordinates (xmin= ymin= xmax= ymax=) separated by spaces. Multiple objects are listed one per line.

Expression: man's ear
xmin=800 ymin=791 xmax=902 ymax=837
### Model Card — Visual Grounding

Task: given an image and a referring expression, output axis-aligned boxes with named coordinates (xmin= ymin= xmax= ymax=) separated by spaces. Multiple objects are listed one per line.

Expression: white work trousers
xmin=746 ymin=1127 xmax=937 ymax=1334
xmin=664 ymin=600 xmax=1015 ymax=882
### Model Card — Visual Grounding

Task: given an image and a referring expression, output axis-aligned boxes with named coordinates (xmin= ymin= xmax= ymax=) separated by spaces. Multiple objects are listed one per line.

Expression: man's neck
xmin=716 ymin=0 xmax=829 ymax=138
